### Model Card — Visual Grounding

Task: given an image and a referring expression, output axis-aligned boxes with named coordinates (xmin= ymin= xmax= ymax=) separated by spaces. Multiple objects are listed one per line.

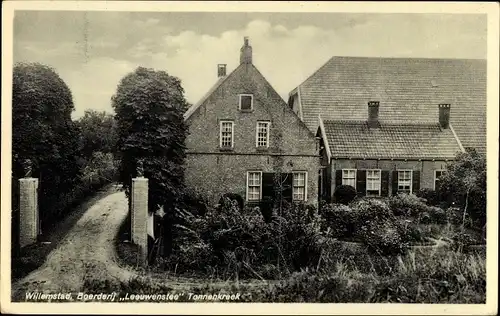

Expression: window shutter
xmin=412 ymin=171 xmax=420 ymax=193
xmin=262 ymin=173 xmax=275 ymax=200
xmin=392 ymin=171 xmax=398 ymax=196
xmin=356 ymin=170 xmax=366 ymax=196
xmin=335 ymin=170 xmax=342 ymax=186
xmin=381 ymin=170 xmax=390 ymax=197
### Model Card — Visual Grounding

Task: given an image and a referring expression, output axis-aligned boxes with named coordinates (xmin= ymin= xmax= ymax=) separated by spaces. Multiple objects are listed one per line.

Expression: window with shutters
xmin=434 ymin=170 xmax=445 ymax=190
xmin=247 ymin=171 xmax=262 ymax=201
xmin=293 ymin=172 xmax=307 ymax=201
xmin=366 ymin=169 xmax=381 ymax=196
xmin=398 ymin=170 xmax=413 ymax=194
xmin=239 ymin=94 xmax=253 ymax=111
xmin=256 ymin=121 xmax=270 ymax=148
xmin=219 ymin=121 xmax=234 ymax=148
xmin=342 ymin=169 xmax=356 ymax=188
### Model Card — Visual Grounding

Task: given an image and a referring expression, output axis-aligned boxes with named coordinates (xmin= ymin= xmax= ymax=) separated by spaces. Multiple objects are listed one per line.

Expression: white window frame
xmin=239 ymin=94 xmax=254 ymax=111
xmin=255 ymin=121 xmax=270 ymax=148
xmin=434 ymin=169 xmax=445 ymax=190
xmin=292 ymin=171 xmax=308 ymax=202
xmin=366 ymin=169 xmax=381 ymax=197
xmin=397 ymin=169 xmax=413 ymax=194
xmin=219 ymin=120 xmax=234 ymax=148
xmin=342 ymin=169 xmax=357 ymax=189
xmin=246 ymin=171 xmax=262 ymax=201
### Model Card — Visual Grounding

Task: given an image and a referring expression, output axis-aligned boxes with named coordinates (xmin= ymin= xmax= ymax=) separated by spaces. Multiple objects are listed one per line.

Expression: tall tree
xmin=76 ymin=110 xmax=118 ymax=160
xmin=12 ymin=62 xmax=81 ymax=223
xmin=438 ymin=148 xmax=486 ymax=228
xmin=112 ymin=66 xmax=189 ymax=214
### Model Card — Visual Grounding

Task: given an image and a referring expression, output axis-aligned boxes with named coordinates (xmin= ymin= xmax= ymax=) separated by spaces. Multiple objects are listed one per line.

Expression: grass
xmin=86 ymin=247 xmax=486 ymax=303
xmin=11 ymin=184 xmax=117 ymax=281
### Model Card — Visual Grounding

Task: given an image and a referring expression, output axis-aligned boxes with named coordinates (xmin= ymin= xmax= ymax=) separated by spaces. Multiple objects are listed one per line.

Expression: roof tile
xmin=298 ymin=56 xmax=486 ymax=153
xmin=323 ymin=120 xmax=462 ymax=159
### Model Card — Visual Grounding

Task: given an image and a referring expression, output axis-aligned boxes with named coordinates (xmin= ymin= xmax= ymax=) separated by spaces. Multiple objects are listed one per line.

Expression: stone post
xmin=19 ymin=178 xmax=39 ymax=248
xmin=131 ymin=177 xmax=148 ymax=266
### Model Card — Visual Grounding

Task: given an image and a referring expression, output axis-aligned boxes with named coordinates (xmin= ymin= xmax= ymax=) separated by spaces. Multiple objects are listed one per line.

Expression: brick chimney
xmin=217 ymin=64 xmax=227 ymax=78
xmin=439 ymin=103 xmax=451 ymax=129
xmin=367 ymin=101 xmax=380 ymax=128
xmin=240 ymin=36 xmax=252 ymax=64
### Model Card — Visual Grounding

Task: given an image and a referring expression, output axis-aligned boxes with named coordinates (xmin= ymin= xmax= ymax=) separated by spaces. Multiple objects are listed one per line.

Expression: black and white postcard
xmin=1 ymin=1 xmax=498 ymax=315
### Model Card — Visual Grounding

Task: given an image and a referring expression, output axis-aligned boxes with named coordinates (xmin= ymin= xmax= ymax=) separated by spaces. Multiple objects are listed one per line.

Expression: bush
xmin=427 ymin=206 xmax=448 ymax=224
xmin=217 ymin=193 xmax=244 ymax=212
xmin=333 ymin=185 xmax=357 ymax=205
xmin=347 ymin=199 xmax=408 ymax=255
xmin=320 ymin=203 xmax=355 ymax=238
xmin=161 ymin=200 xmax=331 ymax=280
xmin=396 ymin=219 xmax=425 ymax=244
xmin=350 ymin=198 xmax=393 ymax=223
xmin=356 ymin=220 xmax=409 ymax=256
xmin=415 ymin=188 xmax=440 ymax=206
xmin=387 ymin=193 xmax=428 ymax=217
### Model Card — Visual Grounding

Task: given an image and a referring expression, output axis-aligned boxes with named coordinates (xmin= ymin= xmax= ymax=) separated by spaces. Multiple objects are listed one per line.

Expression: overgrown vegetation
xmin=112 ymin=66 xmax=190 ymax=256
xmin=12 ymin=63 xmax=117 ymax=257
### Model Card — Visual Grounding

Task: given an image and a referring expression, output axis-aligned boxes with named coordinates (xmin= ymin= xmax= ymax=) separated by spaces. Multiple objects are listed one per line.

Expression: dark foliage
xmin=333 ymin=184 xmax=357 ymax=205
xmin=113 ymin=67 xmax=189 ymax=211
xmin=12 ymin=63 xmax=82 ymax=235
xmin=112 ymin=67 xmax=189 ymax=255
xmin=437 ymin=148 xmax=486 ymax=229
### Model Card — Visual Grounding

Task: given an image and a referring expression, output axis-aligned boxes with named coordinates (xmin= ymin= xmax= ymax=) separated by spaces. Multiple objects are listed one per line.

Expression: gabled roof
xmin=184 ymin=62 xmax=316 ymax=138
xmin=293 ymin=56 xmax=487 ymax=153
xmin=321 ymin=119 xmax=463 ymax=160
xmin=184 ymin=76 xmax=230 ymax=121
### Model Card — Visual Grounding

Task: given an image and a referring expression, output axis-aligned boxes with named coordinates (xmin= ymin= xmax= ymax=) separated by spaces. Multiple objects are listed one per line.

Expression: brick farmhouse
xmin=288 ymin=56 xmax=486 ymax=202
xmin=184 ymin=37 xmax=320 ymax=207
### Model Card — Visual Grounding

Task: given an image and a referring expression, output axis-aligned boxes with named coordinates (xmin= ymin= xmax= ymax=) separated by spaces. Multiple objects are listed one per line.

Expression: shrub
xmin=333 ymin=185 xmax=357 ymax=205
xmin=217 ymin=193 xmax=244 ymax=212
xmin=320 ymin=203 xmax=356 ymax=239
xmin=415 ymin=188 xmax=440 ymax=206
xmin=396 ymin=219 xmax=425 ymax=244
xmin=387 ymin=193 xmax=428 ymax=217
xmin=451 ymin=231 xmax=481 ymax=251
xmin=350 ymin=198 xmax=393 ymax=223
xmin=163 ymin=200 xmax=331 ymax=280
xmin=356 ymin=220 xmax=408 ymax=256
xmin=427 ymin=206 xmax=448 ymax=224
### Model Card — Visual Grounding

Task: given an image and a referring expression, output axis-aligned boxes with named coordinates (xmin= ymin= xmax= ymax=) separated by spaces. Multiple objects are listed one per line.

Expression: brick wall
xmin=330 ymin=159 xmax=448 ymax=197
xmin=185 ymin=154 xmax=319 ymax=206
xmin=131 ymin=177 xmax=148 ymax=265
xmin=185 ymin=63 xmax=320 ymax=206
xmin=185 ymin=64 xmax=317 ymax=156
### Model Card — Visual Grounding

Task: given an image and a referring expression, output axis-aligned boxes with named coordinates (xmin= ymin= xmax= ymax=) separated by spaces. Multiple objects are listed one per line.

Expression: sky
xmin=13 ymin=11 xmax=487 ymax=119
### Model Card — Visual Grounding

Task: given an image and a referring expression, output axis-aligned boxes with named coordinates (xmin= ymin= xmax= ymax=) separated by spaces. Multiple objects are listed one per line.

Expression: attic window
xmin=239 ymin=94 xmax=253 ymax=111
xmin=431 ymin=80 xmax=438 ymax=87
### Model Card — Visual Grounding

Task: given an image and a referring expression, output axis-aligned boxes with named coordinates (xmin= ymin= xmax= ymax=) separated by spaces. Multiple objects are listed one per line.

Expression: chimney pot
xmin=240 ymin=36 xmax=252 ymax=64
xmin=439 ymin=103 xmax=451 ymax=129
xmin=217 ymin=64 xmax=227 ymax=78
xmin=367 ymin=101 xmax=380 ymax=128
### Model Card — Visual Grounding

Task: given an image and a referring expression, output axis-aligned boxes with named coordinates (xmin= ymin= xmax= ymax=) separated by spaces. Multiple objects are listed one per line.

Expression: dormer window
xmin=239 ymin=94 xmax=253 ymax=111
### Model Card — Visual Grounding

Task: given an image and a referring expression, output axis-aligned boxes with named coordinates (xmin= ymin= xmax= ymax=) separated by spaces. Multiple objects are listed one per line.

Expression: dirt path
xmin=11 ymin=189 xmax=134 ymax=300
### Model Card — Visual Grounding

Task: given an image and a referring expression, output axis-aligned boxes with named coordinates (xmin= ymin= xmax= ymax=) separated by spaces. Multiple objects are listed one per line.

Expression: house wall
xmin=185 ymin=65 xmax=316 ymax=156
xmin=330 ymin=159 xmax=449 ymax=197
xmin=185 ymin=64 xmax=320 ymax=206
xmin=185 ymin=154 xmax=319 ymax=206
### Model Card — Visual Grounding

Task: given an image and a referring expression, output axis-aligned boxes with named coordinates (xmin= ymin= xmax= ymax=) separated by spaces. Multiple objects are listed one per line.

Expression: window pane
xmin=240 ymin=95 xmax=252 ymax=110
xmin=343 ymin=178 xmax=355 ymax=187
xmin=257 ymin=122 xmax=268 ymax=147
xmin=293 ymin=187 xmax=305 ymax=200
